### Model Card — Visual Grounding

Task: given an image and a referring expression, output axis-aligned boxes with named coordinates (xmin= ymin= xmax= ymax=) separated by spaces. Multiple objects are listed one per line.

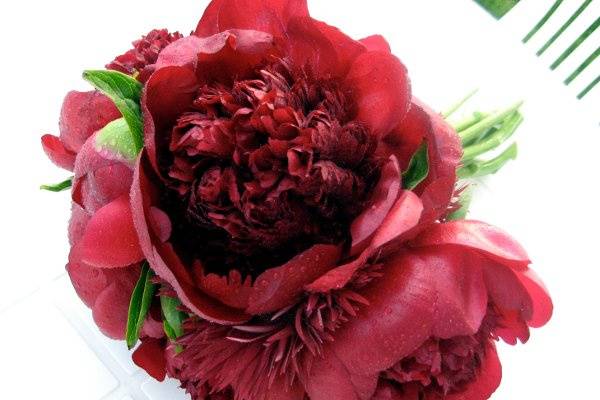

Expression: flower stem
xmin=551 ymin=16 xmax=600 ymax=70
xmin=458 ymin=143 xmax=518 ymax=179
xmin=452 ymin=112 xmax=489 ymax=133
xmin=442 ymin=89 xmax=479 ymax=119
xmin=577 ymin=74 xmax=599 ymax=99
xmin=462 ymin=111 xmax=523 ymax=162
xmin=459 ymin=101 xmax=523 ymax=146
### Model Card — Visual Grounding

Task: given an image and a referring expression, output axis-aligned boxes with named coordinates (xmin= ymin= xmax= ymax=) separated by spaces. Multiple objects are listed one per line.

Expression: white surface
xmin=0 ymin=0 xmax=598 ymax=399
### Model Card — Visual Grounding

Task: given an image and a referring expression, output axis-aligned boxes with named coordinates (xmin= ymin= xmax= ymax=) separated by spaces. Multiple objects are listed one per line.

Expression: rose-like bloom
xmin=125 ymin=1 xmax=551 ymax=399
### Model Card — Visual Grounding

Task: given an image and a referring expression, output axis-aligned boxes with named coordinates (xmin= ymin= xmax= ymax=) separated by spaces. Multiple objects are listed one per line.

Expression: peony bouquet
xmin=41 ymin=1 xmax=552 ymax=399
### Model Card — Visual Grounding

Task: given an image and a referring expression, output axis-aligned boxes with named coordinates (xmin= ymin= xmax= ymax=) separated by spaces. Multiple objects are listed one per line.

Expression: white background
xmin=0 ymin=0 xmax=598 ymax=399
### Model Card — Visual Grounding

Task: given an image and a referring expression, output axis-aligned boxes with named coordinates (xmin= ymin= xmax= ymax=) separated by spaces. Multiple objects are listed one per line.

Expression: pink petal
xmin=246 ymin=244 xmax=342 ymax=315
xmin=149 ymin=207 xmax=172 ymax=242
xmin=59 ymin=90 xmax=121 ymax=153
xmin=68 ymin=203 xmax=90 ymax=246
xmin=41 ymin=134 xmax=76 ymax=171
xmin=72 ymin=132 xmax=134 ymax=213
xmin=132 ymin=338 xmax=167 ymax=381
xmin=195 ymin=268 xmax=253 ymax=309
xmin=516 ymin=269 xmax=553 ymax=328
xmin=194 ymin=0 xmax=309 ymax=39
xmin=344 ymin=51 xmax=411 ymax=138
xmin=412 ymin=220 xmax=530 ymax=267
xmin=359 ymin=35 xmax=391 ymax=53
xmin=80 ymin=195 xmax=144 ymax=268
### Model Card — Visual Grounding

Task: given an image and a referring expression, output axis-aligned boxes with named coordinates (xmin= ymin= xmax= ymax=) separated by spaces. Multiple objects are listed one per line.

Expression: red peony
xmin=41 ymin=1 xmax=552 ymax=399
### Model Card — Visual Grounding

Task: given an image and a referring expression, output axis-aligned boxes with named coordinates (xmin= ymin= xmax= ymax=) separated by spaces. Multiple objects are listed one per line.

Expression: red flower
xmin=131 ymin=0 xmax=461 ymax=327
xmin=41 ymin=1 xmax=552 ymax=399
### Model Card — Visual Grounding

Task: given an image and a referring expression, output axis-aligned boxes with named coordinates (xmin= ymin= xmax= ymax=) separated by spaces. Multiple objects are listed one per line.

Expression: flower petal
xmin=445 ymin=343 xmax=502 ymax=400
xmin=329 ymin=247 xmax=488 ymax=376
xmin=157 ymin=30 xmax=277 ymax=85
xmin=246 ymin=244 xmax=342 ymax=314
xmin=59 ymin=90 xmax=121 ymax=153
xmin=350 ymin=156 xmax=401 ymax=254
xmin=194 ymin=0 xmax=309 ymax=39
xmin=143 ymin=66 xmax=199 ymax=173
xmin=80 ymin=194 xmax=144 ymax=268
xmin=41 ymin=134 xmax=76 ymax=171
xmin=359 ymin=35 xmax=391 ymax=53
xmin=304 ymin=346 xmax=378 ymax=400
xmin=344 ymin=51 xmax=411 ymax=138
xmin=516 ymin=269 xmax=553 ymax=328
xmin=285 ymin=17 xmax=365 ymax=78
xmin=92 ymin=278 xmax=137 ymax=340
xmin=412 ymin=220 xmax=530 ymax=267
xmin=132 ymin=338 xmax=167 ymax=381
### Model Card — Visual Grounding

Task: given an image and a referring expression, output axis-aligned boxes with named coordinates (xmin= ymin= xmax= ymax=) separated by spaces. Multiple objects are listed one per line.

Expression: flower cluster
xmin=41 ymin=1 xmax=552 ymax=399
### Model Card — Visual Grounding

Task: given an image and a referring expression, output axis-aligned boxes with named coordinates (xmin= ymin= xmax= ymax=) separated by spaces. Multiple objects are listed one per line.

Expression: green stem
xmin=40 ymin=177 xmax=73 ymax=192
xmin=537 ymin=0 xmax=593 ymax=56
xmin=458 ymin=143 xmax=518 ymax=179
xmin=565 ymin=46 xmax=600 ymax=85
xmin=452 ymin=112 xmax=489 ymax=133
xmin=462 ymin=112 xmax=523 ymax=162
xmin=523 ymin=0 xmax=564 ymax=43
xmin=459 ymin=101 xmax=523 ymax=146
xmin=577 ymin=74 xmax=600 ymax=99
xmin=442 ymin=89 xmax=479 ymax=119
xmin=551 ymin=16 xmax=600 ymax=70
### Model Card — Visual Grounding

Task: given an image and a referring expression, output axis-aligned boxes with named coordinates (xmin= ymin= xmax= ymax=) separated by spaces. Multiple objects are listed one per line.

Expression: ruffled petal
xmin=132 ymin=338 xmax=167 ymax=381
xmin=80 ymin=195 xmax=144 ymax=268
xmin=59 ymin=90 xmax=121 ymax=153
xmin=444 ymin=343 xmax=502 ymax=400
xmin=41 ymin=134 xmax=76 ymax=171
xmin=246 ymin=244 xmax=342 ymax=314
xmin=285 ymin=17 xmax=365 ymax=78
xmin=157 ymin=30 xmax=277 ymax=85
xmin=412 ymin=220 xmax=530 ymax=267
xmin=329 ymin=247 xmax=488 ymax=376
xmin=344 ymin=51 xmax=411 ymax=138
xmin=131 ymin=153 xmax=251 ymax=324
xmin=143 ymin=66 xmax=199 ymax=173
xmin=194 ymin=0 xmax=309 ymax=39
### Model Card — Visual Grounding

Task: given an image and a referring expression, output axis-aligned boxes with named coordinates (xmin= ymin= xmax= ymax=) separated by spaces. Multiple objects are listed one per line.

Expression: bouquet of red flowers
xmin=41 ymin=1 xmax=552 ymax=399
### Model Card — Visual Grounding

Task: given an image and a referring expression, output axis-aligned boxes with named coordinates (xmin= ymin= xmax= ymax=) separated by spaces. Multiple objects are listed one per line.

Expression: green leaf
xmin=402 ymin=142 xmax=429 ymax=190
xmin=126 ymin=262 xmax=156 ymax=349
xmin=475 ymin=0 xmax=520 ymax=19
xmin=40 ymin=177 xmax=73 ymax=192
xmin=160 ymin=296 xmax=186 ymax=340
xmin=82 ymin=70 xmax=144 ymax=152
xmin=95 ymin=118 xmax=138 ymax=162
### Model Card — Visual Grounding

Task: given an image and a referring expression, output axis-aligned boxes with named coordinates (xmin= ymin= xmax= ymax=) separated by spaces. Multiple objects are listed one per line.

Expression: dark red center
xmin=161 ymin=60 xmax=381 ymax=277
